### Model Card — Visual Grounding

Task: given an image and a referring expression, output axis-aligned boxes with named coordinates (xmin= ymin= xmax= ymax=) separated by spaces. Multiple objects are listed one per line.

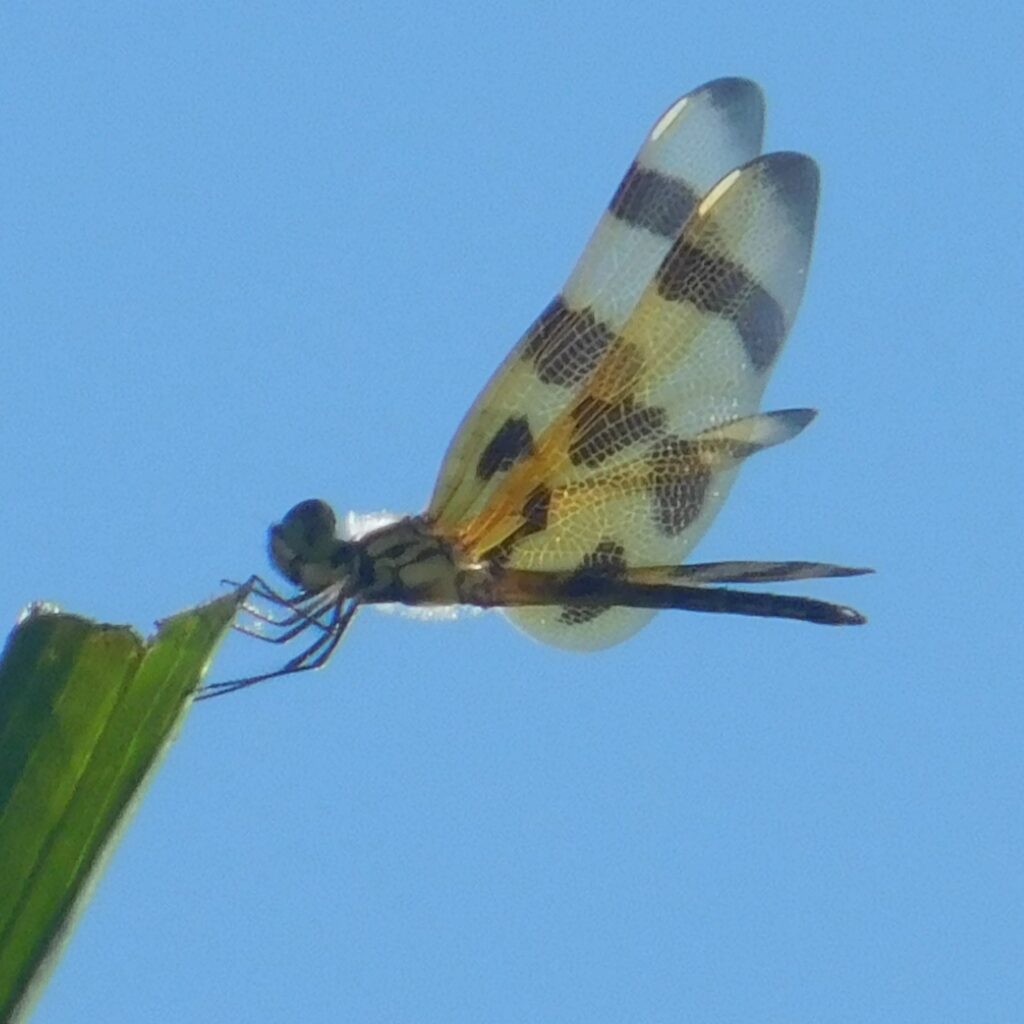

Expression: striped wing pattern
xmin=429 ymin=82 xmax=820 ymax=649
xmin=429 ymin=78 xmax=765 ymax=526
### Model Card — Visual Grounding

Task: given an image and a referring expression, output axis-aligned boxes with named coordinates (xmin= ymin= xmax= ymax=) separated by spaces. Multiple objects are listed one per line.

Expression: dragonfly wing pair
xmin=427 ymin=79 xmax=832 ymax=649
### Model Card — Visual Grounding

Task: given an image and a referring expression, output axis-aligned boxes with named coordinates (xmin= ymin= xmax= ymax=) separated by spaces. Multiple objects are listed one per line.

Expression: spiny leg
xmin=224 ymin=574 xmax=342 ymax=642
xmin=235 ymin=590 xmax=340 ymax=645
xmin=197 ymin=599 xmax=360 ymax=700
xmin=224 ymin=575 xmax=336 ymax=628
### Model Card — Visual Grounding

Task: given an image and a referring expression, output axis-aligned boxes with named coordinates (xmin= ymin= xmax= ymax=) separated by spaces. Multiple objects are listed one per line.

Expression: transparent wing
xmin=459 ymin=152 xmax=820 ymax=649
xmin=428 ymin=78 xmax=766 ymax=527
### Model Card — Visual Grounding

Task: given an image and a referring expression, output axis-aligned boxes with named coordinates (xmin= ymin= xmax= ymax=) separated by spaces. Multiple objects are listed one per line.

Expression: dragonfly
xmin=201 ymin=78 xmax=870 ymax=699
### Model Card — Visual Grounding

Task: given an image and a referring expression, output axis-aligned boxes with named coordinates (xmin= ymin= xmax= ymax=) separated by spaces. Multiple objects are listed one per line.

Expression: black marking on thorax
xmin=359 ymin=518 xmax=460 ymax=603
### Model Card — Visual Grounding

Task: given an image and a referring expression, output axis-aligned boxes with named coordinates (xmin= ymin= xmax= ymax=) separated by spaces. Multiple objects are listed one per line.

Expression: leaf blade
xmin=0 ymin=593 xmax=241 ymax=1023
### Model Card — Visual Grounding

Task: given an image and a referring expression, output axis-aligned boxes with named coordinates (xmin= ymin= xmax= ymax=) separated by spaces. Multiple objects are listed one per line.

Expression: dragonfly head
xmin=268 ymin=499 xmax=363 ymax=595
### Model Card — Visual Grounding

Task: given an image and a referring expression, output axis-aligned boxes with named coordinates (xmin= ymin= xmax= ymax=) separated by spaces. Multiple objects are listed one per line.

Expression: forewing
xmin=466 ymin=153 xmax=821 ymax=649
xmin=428 ymin=79 xmax=766 ymax=528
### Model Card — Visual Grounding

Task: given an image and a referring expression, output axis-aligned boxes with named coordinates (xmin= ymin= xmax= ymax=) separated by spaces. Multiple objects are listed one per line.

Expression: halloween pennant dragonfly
xmin=202 ymin=78 xmax=870 ymax=698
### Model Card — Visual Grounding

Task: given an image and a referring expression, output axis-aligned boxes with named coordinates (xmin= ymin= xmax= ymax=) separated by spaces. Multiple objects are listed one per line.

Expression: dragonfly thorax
xmin=269 ymin=499 xmax=465 ymax=606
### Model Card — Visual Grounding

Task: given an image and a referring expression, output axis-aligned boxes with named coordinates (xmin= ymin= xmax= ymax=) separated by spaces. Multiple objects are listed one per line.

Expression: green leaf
xmin=0 ymin=592 xmax=242 ymax=1023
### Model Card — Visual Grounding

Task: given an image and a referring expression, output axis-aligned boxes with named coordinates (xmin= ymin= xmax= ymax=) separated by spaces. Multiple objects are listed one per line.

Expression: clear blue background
xmin=2 ymin=3 xmax=1020 ymax=1022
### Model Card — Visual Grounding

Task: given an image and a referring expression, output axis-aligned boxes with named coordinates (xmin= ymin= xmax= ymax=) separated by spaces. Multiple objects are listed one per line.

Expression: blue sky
xmin=2 ymin=3 xmax=1020 ymax=1022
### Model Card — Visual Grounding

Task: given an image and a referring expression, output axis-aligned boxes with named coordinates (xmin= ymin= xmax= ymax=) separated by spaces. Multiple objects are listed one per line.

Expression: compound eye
xmin=282 ymin=499 xmax=337 ymax=548
xmin=269 ymin=499 xmax=341 ymax=586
